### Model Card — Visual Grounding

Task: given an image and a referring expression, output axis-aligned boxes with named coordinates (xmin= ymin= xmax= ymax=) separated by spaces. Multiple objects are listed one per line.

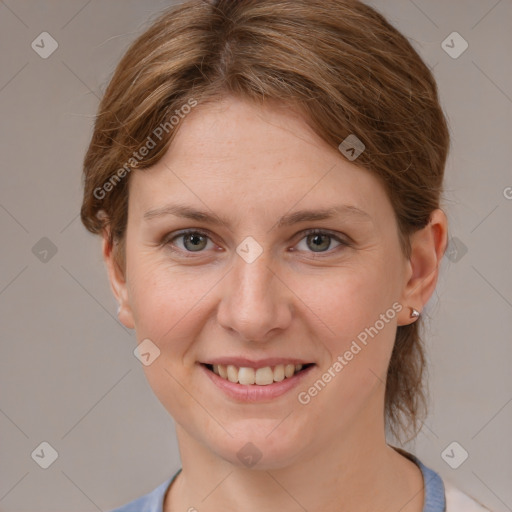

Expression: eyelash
xmin=162 ymin=228 xmax=350 ymax=258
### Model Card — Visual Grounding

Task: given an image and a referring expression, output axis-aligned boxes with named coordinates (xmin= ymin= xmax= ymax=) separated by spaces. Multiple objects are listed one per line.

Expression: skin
xmin=102 ymin=95 xmax=448 ymax=512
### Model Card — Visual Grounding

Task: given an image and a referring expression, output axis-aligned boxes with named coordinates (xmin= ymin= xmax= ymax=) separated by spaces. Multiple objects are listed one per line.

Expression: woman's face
xmin=111 ymin=96 xmax=414 ymax=468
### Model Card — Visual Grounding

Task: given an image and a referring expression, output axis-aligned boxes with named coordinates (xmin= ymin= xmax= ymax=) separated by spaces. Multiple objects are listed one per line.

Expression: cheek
xmin=127 ymin=258 xmax=214 ymax=421
xmin=127 ymin=253 xmax=215 ymax=341
xmin=289 ymin=262 xmax=400 ymax=404
xmin=293 ymin=272 xmax=400 ymax=414
xmin=294 ymin=262 xmax=398 ymax=343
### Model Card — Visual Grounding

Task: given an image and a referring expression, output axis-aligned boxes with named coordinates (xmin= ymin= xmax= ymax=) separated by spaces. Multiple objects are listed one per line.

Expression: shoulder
xmin=444 ymin=479 xmax=492 ymax=512
xmin=107 ymin=476 xmax=174 ymax=512
xmin=390 ymin=446 xmax=492 ymax=512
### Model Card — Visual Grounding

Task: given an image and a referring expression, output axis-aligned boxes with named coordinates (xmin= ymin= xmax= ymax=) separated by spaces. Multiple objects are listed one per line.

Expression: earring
xmin=117 ymin=304 xmax=121 ymax=316
xmin=410 ymin=307 xmax=420 ymax=319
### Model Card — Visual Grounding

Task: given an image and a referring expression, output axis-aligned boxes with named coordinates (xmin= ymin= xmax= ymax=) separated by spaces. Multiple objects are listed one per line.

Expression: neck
xmin=164 ymin=395 xmax=424 ymax=512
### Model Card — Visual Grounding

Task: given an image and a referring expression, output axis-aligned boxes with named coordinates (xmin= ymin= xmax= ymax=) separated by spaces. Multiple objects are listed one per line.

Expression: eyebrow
xmin=143 ymin=203 xmax=372 ymax=228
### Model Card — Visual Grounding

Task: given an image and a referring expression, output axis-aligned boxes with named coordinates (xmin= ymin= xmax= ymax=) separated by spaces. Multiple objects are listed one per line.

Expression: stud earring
xmin=410 ymin=307 xmax=420 ymax=319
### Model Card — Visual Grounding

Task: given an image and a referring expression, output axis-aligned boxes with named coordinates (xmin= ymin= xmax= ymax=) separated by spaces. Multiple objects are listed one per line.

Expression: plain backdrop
xmin=0 ymin=1 xmax=511 ymax=510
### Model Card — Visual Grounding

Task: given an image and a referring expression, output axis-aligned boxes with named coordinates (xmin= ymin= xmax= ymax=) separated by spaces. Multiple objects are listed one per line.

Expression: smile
xmin=204 ymin=363 xmax=314 ymax=385
xmin=199 ymin=361 xmax=316 ymax=402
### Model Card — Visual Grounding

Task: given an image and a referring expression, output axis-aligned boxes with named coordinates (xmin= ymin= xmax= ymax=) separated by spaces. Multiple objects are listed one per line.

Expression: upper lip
xmin=200 ymin=357 xmax=314 ymax=368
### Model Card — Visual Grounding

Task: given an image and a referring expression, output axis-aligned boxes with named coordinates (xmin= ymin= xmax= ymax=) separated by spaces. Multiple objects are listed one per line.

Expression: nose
xmin=216 ymin=249 xmax=293 ymax=343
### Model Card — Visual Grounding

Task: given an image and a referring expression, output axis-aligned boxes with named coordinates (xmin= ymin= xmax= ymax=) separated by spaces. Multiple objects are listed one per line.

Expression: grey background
xmin=0 ymin=1 xmax=510 ymax=510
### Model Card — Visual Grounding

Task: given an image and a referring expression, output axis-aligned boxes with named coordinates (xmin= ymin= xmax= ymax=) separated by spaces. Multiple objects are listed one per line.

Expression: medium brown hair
xmin=80 ymin=0 xmax=450 ymax=442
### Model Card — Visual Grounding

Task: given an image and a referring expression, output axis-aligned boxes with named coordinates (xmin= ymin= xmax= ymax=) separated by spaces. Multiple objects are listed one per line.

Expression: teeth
xmin=255 ymin=367 xmax=274 ymax=385
xmin=210 ymin=363 xmax=305 ymax=385
xmin=218 ymin=364 xmax=228 ymax=379
xmin=227 ymin=365 xmax=238 ymax=383
xmin=273 ymin=364 xmax=285 ymax=382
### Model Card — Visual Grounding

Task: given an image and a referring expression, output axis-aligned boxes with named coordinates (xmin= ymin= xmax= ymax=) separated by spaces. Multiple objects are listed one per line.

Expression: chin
xmin=208 ymin=426 xmax=307 ymax=471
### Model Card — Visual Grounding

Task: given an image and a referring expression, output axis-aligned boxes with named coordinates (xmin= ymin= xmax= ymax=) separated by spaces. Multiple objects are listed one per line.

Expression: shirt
xmin=108 ymin=448 xmax=490 ymax=512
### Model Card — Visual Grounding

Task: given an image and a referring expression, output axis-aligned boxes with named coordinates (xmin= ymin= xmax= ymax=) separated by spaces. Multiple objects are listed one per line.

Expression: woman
xmin=80 ymin=0 xmax=491 ymax=510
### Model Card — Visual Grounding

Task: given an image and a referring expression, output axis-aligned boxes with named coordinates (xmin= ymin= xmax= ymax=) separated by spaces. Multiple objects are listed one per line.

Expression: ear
xmin=397 ymin=208 xmax=448 ymax=326
xmin=101 ymin=227 xmax=135 ymax=330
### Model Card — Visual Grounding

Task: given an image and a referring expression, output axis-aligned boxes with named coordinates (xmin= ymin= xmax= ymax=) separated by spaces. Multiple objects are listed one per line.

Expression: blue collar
xmin=393 ymin=446 xmax=446 ymax=511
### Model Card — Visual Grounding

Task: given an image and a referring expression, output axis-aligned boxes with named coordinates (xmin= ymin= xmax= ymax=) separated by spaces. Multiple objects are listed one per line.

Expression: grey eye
xmin=296 ymin=232 xmax=343 ymax=253
xmin=308 ymin=233 xmax=332 ymax=252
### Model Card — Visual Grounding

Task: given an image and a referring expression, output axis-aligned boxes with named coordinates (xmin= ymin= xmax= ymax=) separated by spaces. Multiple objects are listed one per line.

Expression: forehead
xmin=166 ymin=96 xmax=335 ymax=175
xmin=127 ymin=96 xmax=394 ymax=226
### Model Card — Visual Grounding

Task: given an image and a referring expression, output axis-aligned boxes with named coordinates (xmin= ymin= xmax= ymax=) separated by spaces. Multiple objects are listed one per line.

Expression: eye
xmin=163 ymin=228 xmax=349 ymax=257
xmin=165 ymin=230 xmax=215 ymax=254
xmin=294 ymin=229 xmax=349 ymax=254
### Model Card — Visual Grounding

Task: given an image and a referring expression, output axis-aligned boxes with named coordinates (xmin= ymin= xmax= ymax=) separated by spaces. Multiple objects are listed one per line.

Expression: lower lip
xmin=199 ymin=363 xmax=315 ymax=402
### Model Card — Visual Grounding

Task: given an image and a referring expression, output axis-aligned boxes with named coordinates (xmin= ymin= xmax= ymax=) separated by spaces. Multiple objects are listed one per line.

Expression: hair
xmin=80 ymin=0 xmax=450 ymax=443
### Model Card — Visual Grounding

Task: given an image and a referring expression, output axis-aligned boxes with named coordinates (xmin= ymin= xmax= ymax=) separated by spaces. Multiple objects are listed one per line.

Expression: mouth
xmin=201 ymin=362 xmax=315 ymax=386
xmin=198 ymin=361 xmax=316 ymax=402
